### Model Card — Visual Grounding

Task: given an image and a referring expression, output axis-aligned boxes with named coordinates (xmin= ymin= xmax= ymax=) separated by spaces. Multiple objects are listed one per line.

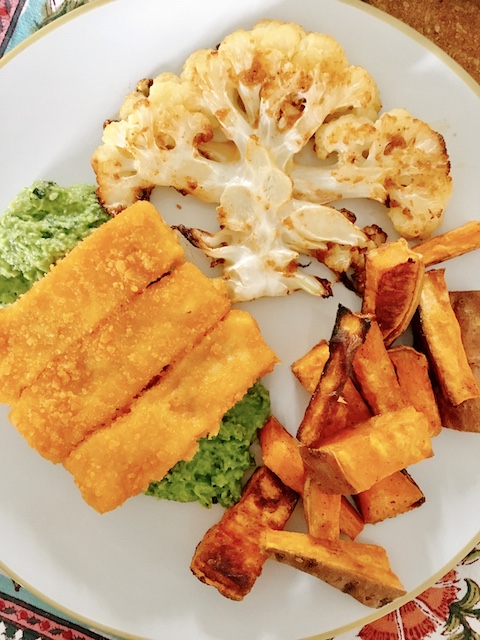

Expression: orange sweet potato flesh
xmin=64 ymin=309 xmax=278 ymax=513
xmin=260 ymin=416 xmax=306 ymax=495
xmin=190 ymin=466 xmax=298 ymax=601
xmin=10 ymin=263 xmax=231 ymax=463
xmin=353 ymin=321 xmax=406 ymax=414
xmin=261 ymin=530 xmax=406 ymax=608
xmin=388 ymin=345 xmax=442 ymax=437
xmin=362 ymin=238 xmax=425 ymax=346
xmin=259 ymin=416 xmax=364 ymax=539
xmin=303 ymin=475 xmax=341 ymax=541
xmin=301 ymin=406 xmax=433 ymax=495
xmin=414 ymin=220 xmax=480 ymax=267
xmin=297 ymin=305 xmax=371 ymax=447
xmin=434 ymin=291 xmax=480 ymax=432
xmin=416 ymin=269 xmax=480 ymax=406
xmin=0 ymin=201 xmax=185 ymax=405
xmin=292 ymin=341 xmax=371 ymax=428
xmin=354 ymin=469 xmax=425 ymax=525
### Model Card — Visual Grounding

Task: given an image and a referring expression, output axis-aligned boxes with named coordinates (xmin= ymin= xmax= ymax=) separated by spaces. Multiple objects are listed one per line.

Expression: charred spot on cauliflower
xmin=92 ymin=19 xmax=452 ymax=302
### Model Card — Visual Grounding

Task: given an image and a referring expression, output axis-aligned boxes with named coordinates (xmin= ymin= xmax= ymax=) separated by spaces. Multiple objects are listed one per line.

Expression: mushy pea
xmin=0 ymin=180 xmax=110 ymax=306
xmin=146 ymin=382 xmax=271 ymax=508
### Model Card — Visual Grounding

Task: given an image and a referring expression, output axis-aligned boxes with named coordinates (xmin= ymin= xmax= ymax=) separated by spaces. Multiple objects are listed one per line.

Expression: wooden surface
xmin=363 ymin=0 xmax=480 ymax=84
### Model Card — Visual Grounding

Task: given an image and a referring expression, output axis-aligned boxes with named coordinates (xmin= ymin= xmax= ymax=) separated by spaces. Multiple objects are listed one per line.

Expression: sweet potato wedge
xmin=292 ymin=341 xmax=371 ymax=428
xmin=414 ymin=220 xmax=480 ymax=267
xmin=415 ymin=269 xmax=480 ymax=406
xmin=261 ymin=530 xmax=406 ymax=608
xmin=300 ymin=407 xmax=433 ymax=495
xmin=434 ymin=291 xmax=480 ymax=432
xmin=354 ymin=469 xmax=425 ymax=525
xmin=303 ymin=475 xmax=341 ymax=541
xmin=291 ymin=340 xmax=329 ymax=394
xmin=339 ymin=497 xmax=364 ymax=540
xmin=297 ymin=305 xmax=370 ymax=447
xmin=259 ymin=416 xmax=306 ymax=495
xmin=388 ymin=345 xmax=442 ymax=437
xmin=259 ymin=417 xmax=364 ymax=539
xmin=353 ymin=321 xmax=406 ymax=414
xmin=190 ymin=466 xmax=298 ymax=600
xmin=361 ymin=238 xmax=424 ymax=346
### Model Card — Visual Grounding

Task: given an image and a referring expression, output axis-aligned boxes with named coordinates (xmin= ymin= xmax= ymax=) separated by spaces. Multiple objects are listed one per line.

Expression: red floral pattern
xmin=0 ymin=591 xmax=107 ymax=640
xmin=0 ymin=0 xmax=27 ymax=55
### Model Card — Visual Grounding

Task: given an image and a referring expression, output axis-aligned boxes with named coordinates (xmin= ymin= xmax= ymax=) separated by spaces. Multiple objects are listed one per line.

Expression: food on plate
xmin=352 ymin=320 xmax=406 ymax=414
xmin=9 ymin=261 xmax=231 ymax=463
xmin=299 ymin=406 xmax=433 ymax=495
xmin=0 ymin=200 xmax=184 ymax=405
xmin=354 ymin=469 xmax=425 ymax=525
xmin=146 ymin=381 xmax=271 ymax=508
xmin=190 ymin=466 xmax=298 ymax=601
xmin=303 ymin=474 xmax=341 ymax=541
xmin=291 ymin=339 xmax=372 ymax=427
xmin=413 ymin=220 xmax=480 ymax=267
xmin=0 ymin=181 xmax=109 ymax=306
xmin=64 ymin=309 xmax=278 ymax=513
xmin=296 ymin=305 xmax=371 ymax=447
xmin=431 ymin=291 xmax=480 ymax=433
xmin=260 ymin=530 xmax=406 ymax=608
xmin=92 ymin=20 xmax=452 ymax=301
xmin=388 ymin=345 xmax=442 ymax=436
xmin=361 ymin=238 xmax=425 ymax=346
xmin=259 ymin=416 xmax=364 ymax=540
xmin=415 ymin=269 xmax=480 ymax=406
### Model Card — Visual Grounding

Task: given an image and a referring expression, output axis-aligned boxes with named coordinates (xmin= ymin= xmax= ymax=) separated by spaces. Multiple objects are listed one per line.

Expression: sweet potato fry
xmin=259 ymin=417 xmax=364 ymax=539
xmin=292 ymin=341 xmax=371 ymax=428
xmin=10 ymin=262 xmax=231 ymax=463
xmin=261 ymin=530 xmax=406 ymax=608
xmin=434 ymin=291 xmax=480 ymax=432
xmin=415 ymin=269 xmax=480 ymax=406
xmin=353 ymin=321 xmax=406 ymax=414
xmin=64 ymin=309 xmax=278 ymax=513
xmin=339 ymin=497 xmax=364 ymax=540
xmin=190 ymin=466 xmax=298 ymax=601
xmin=388 ymin=345 xmax=442 ymax=437
xmin=291 ymin=340 xmax=330 ymax=394
xmin=259 ymin=416 xmax=306 ymax=495
xmin=414 ymin=220 xmax=480 ymax=267
xmin=0 ymin=201 xmax=185 ymax=405
xmin=300 ymin=407 xmax=433 ymax=495
xmin=361 ymin=238 xmax=424 ymax=346
xmin=297 ymin=305 xmax=370 ymax=447
xmin=303 ymin=474 xmax=341 ymax=541
xmin=354 ymin=469 xmax=425 ymax=525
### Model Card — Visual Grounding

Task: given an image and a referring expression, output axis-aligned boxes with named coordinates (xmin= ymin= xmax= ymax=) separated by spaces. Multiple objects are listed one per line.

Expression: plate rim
xmin=0 ymin=0 xmax=479 ymax=638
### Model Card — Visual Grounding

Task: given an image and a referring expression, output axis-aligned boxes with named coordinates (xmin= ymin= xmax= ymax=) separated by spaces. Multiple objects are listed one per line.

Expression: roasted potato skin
xmin=190 ymin=466 xmax=298 ymax=600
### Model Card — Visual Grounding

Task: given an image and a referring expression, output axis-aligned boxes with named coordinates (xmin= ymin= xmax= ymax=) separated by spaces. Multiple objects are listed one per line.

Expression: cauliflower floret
xmin=92 ymin=20 xmax=452 ymax=301
xmin=292 ymin=109 xmax=452 ymax=239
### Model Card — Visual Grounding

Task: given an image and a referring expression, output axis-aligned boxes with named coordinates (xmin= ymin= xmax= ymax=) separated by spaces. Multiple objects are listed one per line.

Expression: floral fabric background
xmin=1 ymin=1 xmax=480 ymax=639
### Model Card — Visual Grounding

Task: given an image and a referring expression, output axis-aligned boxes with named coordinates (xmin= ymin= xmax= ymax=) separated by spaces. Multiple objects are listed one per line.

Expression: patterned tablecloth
xmin=1 ymin=2 xmax=480 ymax=639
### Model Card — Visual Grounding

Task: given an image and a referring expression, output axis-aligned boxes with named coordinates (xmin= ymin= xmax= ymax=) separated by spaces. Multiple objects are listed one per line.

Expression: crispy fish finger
xmin=0 ymin=201 xmax=184 ymax=405
xmin=10 ymin=262 xmax=230 ymax=463
xmin=64 ymin=309 xmax=278 ymax=513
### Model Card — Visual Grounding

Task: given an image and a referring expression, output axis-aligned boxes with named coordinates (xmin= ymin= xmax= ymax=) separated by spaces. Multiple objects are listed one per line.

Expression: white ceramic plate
xmin=1 ymin=1 xmax=479 ymax=638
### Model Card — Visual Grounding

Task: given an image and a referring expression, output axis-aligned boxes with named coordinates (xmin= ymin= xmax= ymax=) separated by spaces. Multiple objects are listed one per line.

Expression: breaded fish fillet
xmin=10 ymin=262 xmax=231 ymax=463
xmin=0 ymin=201 xmax=184 ymax=405
xmin=64 ymin=309 xmax=278 ymax=513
